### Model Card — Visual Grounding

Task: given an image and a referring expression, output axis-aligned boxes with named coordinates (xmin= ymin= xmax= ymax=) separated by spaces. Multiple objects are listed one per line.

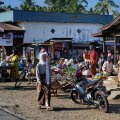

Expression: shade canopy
xmin=0 ymin=23 xmax=24 ymax=32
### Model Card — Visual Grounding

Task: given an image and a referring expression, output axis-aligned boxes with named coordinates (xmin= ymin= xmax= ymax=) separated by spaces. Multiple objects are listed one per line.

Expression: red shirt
xmin=89 ymin=50 xmax=98 ymax=65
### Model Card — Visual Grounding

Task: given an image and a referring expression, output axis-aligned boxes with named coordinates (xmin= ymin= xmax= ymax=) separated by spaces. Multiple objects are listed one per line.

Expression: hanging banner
xmin=0 ymin=33 xmax=13 ymax=46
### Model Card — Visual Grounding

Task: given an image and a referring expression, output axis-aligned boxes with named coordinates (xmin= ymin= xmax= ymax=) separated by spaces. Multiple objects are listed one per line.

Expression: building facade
xmin=0 ymin=10 xmax=113 ymax=44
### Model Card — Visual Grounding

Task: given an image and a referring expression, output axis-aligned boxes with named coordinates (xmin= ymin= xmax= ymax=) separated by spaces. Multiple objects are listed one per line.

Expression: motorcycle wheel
xmin=70 ymin=90 xmax=82 ymax=104
xmin=95 ymin=91 xmax=109 ymax=113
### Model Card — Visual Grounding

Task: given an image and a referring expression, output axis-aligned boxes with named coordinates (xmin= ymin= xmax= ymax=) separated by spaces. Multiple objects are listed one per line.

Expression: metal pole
xmin=114 ymin=37 xmax=117 ymax=65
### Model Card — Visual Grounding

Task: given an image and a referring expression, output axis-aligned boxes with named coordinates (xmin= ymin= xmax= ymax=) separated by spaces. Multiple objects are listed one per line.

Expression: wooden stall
xmin=92 ymin=15 xmax=120 ymax=65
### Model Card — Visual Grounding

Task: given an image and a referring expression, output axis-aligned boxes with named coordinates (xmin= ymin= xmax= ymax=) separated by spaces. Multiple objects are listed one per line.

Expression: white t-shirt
xmin=102 ymin=61 xmax=113 ymax=73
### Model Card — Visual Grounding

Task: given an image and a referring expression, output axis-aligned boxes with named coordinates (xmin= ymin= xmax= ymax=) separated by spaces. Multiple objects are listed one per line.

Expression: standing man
xmin=89 ymin=46 xmax=98 ymax=77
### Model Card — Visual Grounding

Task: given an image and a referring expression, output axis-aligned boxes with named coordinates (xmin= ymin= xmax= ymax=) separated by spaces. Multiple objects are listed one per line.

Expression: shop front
xmin=92 ymin=15 xmax=120 ymax=64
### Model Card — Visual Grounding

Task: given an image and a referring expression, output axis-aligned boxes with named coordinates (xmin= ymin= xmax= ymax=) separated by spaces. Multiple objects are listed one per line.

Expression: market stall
xmin=45 ymin=38 xmax=72 ymax=60
xmin=92 ymin=15 xmax=120 ymax=65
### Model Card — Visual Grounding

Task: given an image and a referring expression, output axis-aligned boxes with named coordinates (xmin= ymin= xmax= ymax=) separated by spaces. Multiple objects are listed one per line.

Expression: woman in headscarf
xmin=36 ymin=52 xmax=53 ymax=110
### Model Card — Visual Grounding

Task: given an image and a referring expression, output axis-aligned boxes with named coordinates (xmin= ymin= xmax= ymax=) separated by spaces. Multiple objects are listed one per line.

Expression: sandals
xmin=46 ymin=106 xmax=53 ymax=111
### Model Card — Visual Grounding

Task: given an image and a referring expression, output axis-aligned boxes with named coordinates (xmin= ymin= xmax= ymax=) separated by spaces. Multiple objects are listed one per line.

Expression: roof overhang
xmin=0 ymin=23 xmax=25 ymax=32
xmin=72 ymin=42 xmax=90 ymax=48
xmin=45 ymin=38 xmax=73 ymax=43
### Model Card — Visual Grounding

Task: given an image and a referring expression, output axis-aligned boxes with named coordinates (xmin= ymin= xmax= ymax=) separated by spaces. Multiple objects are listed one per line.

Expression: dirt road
xmin=0 ymin=82 xmax=120 ymax=120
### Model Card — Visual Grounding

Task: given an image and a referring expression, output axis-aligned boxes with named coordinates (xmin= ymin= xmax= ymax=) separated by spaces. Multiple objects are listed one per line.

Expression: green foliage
xmin=65 ymin=67 xmax=76 ymax=75
xmin=1 ymin=0 xmax=119 ymax=17
xmin=44 ymin=0 xmax=88 ymax=13
xmin=19 ymin=0 xmax=44 ymax=11
xmin=95 ymin=0 xmax=119 ymax=16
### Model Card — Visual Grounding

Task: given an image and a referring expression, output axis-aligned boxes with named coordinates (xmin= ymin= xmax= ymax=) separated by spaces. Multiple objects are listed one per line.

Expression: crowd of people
xmin=1 ymin=46 xmax=120 ymax=111
xmin=55 ymin=46 xmax=120 ymax=85
xmin=35 ymin=46 xmax=120 ymax=111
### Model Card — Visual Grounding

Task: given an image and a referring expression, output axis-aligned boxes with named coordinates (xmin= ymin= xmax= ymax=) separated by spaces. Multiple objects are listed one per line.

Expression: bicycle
xmin=15 ymin=67 xmax=36 ymax=88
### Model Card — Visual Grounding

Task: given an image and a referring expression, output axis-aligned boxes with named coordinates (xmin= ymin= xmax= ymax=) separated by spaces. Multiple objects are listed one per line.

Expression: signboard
xmin=0 ymin=33 xmax=13 ymax=46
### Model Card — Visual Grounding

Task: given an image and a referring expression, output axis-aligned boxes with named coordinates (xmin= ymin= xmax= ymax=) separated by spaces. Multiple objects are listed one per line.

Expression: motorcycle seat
xmin=85 ymin=79 xmax=100 ymax=88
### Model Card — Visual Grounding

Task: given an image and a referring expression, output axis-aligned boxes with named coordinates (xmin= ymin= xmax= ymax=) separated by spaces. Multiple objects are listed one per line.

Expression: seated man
xmin=102 ymin=57 xmax=113 ymax=75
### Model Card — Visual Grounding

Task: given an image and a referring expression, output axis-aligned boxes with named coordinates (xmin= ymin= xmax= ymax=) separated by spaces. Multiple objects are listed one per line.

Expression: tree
xmin=44 ymin=0 xmax=88 ymax=13
xmin=95 ymin=0 xmax=119 ymax=15
xmin=0 ymin=4 xmax=13 ymax=12
xmin=19 ymin=0 xmax=43 ymax=11
xmin=65 ymin=0 xmax=88 ymax=13
xmin=84 ymin=7 xmax=96 ymax=14
xmin=20 ymin=0 xmax=35 ymax=7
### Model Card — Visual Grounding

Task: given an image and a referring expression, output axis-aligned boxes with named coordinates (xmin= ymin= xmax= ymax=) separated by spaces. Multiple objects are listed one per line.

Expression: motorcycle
xmin=70 ymin=77 xmax=111 ymax=113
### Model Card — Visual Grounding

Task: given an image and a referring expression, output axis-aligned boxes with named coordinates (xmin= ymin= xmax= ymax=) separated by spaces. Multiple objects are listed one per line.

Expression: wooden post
xmin=103 ymin=37 xmax=106 ymax=53
xmin=50 ymin=41 xmax=54 ymax=59
xmin=114 ymin=37 xmax=117 ymax=65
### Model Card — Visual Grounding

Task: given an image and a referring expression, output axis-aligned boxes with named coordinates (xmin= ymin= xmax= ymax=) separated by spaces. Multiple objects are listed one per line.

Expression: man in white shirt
xmin=102 ymin=57 xmax=113 ymax=75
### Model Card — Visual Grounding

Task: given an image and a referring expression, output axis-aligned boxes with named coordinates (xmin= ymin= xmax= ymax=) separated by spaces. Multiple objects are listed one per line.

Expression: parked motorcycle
xmin=70 ymin=77 xmax=111 ymax=113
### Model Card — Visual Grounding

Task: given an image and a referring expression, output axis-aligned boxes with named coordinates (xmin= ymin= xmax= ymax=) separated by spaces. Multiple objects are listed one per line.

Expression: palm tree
xmin=19 ymin=0 xmax=43 ymax=11
xmin=20 ymin=0 xmax=35 ymax=7
xmin=44 ymin=0 xmax=88 ymax=13
xmin=95 ymin=0 xmax=119 ymax=15
xmin=84 ymin=7 xmax=96 ymax=14
xmin=44 ymin=0 xmax=66 ymax=12
xmin=65 ymin=0 xmax=88 ymax=13
xmin=0 ymin=4 xmax=13 ymax=12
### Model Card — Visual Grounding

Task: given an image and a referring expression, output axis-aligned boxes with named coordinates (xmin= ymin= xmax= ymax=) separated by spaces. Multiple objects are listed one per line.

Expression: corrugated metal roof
xmin=0 ymin=10 xmax=113 ymax=24
xmin=0 ymin=23 xmax=24 ymax=32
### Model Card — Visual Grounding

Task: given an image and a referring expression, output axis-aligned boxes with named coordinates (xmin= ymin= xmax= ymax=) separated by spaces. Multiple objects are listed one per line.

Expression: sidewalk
xmin=0 ymin=109 xmax=22 ymax=120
